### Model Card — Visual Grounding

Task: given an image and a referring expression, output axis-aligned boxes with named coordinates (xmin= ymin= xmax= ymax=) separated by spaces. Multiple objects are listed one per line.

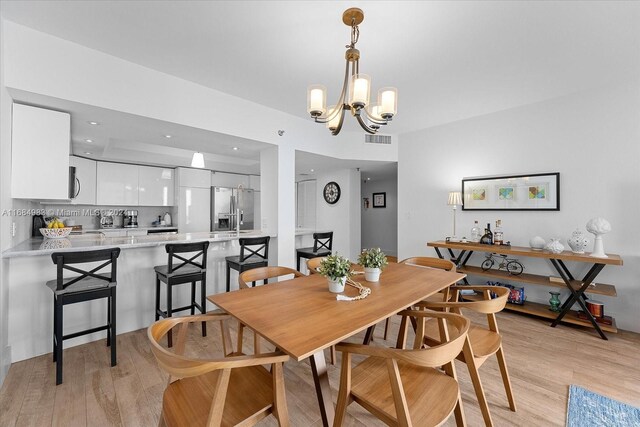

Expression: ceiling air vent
xmin=364 ymin=134 xmax=392 ymax=145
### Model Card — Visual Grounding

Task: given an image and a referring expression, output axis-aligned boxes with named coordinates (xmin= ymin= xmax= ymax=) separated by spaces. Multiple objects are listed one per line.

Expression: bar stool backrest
xmin=239 ymin=236 xmax=270 ymax=263
xmin=50 ymin=248 xmax=121 ymax=292
xmin=165 ymin=241 xmax=210 ymax=274
xmin=313 ymin=232 xmax=333 ymax=252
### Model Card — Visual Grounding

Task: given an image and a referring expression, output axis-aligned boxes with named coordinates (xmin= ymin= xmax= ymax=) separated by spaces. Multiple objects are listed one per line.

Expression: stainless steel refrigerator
xmin=211 ymin=186 xmax=255 ymax=231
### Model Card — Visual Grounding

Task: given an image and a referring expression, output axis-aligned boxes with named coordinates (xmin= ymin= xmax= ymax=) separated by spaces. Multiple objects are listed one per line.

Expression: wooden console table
xmin=427 ymin=240 xmax=624 ymax=339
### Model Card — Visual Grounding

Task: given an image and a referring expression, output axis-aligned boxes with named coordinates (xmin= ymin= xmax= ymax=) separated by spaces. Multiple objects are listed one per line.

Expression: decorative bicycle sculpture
xmin=481 ymin=253 xmax=524 ymax=276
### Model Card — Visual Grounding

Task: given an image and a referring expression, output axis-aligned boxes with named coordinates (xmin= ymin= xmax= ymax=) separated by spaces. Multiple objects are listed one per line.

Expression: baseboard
xmin=0 ymin=345 xmax=10 ymax=387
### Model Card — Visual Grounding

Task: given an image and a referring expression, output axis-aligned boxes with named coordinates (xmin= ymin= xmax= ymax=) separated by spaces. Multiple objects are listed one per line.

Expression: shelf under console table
xmin=427 ymin=240 xmax=624 ymax=339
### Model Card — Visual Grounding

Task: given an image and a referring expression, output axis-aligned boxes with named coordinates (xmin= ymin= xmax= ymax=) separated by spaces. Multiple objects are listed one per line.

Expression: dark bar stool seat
xmin=154 ymin=241 xmax=209 ymax=347
xmin=296 ymin=232 xmax=333 ymax=271
xmin=47 ymin=248 xmax=120 ymax=385
xmin=225 ymin=236 xmax=270 ymax=292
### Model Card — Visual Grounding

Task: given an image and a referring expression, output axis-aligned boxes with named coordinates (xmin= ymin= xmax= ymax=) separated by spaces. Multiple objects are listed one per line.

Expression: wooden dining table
xmin=208 ymin=261 xmax=466 ymax=426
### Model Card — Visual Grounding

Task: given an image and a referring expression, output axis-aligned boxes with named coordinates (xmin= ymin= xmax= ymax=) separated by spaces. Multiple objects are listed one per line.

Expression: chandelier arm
xmin=331 ymin=106 xmax=348 ymax=136
xmin=314 ymin=104 xmax=344 ymax=124
xmin=355 ymin=113 xmax=378 ymax=134
xmin=362 ymin=108 xmax=389 ymax=125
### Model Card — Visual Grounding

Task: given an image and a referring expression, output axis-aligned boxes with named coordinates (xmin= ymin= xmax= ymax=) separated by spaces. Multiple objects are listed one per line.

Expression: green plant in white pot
xmin=358 ymin=248 xmax=388 ymax=282
xmin=318 ymin=254 xmax=352 ymax=293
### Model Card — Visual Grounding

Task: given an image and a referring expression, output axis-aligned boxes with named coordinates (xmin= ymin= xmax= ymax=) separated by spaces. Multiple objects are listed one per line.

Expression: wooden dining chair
xmin=382 ymin=256 xmax=457 ymax=341
xmin=237 ymin=266 xmax=304 ymax=354
xmin=407 ymin=285 xmax=516 ymax=427
xmin=148 ymin=312 xmax=290 ymax=427
xmin=306 ymin=256 xmax=326 ymax=275
xmin=333 ymin=310 xmax=470 ymax=427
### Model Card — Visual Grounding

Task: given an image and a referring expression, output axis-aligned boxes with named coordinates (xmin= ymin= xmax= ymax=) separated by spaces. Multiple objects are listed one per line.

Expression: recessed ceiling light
xmin=310 ymin=169 xmax=314 ymax=172
xmin=233 ymin=147 xmax=239 ymax=151
xmin=84 ymin=152 xmax=92 ymax=155
xmin=87 ymin=121 xmax=99 ymax=125
xmin=85 ymin=139 xmax=93 ymax=143
xmin=367 ymin=177 xmax=371 ymax=180
xmin=164 ymin=134 xmax=172 ymax=138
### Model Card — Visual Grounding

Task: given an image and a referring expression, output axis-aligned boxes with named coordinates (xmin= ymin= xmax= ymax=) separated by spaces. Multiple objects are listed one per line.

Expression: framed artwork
xmin=372 ymin=192 xmax=386 ymax=208
xmin=462 ymin=173 xmax=560 ymax=211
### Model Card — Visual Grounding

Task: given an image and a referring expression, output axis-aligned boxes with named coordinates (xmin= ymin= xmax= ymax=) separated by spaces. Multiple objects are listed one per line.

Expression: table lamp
xmin=447 ymin=191 xmax=463 ymax=241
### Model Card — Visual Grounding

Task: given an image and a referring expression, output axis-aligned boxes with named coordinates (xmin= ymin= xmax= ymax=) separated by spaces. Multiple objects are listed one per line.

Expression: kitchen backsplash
xmin=40 ymin=204 xmax=177 ymax=229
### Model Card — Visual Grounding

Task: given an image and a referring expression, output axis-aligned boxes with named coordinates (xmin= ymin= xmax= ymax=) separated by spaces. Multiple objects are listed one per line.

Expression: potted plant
xmin=317 ymin=254 xmax=352 ymax=293
xmin=358 ymin=248 xmax=388 ymax=282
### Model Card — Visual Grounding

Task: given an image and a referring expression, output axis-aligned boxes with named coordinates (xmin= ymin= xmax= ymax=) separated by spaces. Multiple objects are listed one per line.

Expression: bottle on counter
xmin=470 ymin=220 xmax=482 ymax=242
xmin=494 ymin=220 xmax=503 ymax=245
xmin=480 ymin=222 xmax=493 ymax=245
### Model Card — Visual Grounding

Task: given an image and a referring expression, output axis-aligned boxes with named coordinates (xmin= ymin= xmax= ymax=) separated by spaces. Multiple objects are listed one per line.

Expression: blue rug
xmin=567 ymin=385 xmax=640 ymax=427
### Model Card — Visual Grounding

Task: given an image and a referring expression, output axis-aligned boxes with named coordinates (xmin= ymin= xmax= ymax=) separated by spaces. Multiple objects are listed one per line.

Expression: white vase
xmin=567 ymin=229 xmax=589 ymax=254
xmin=529 ymin=236 xmax=546 ymax=250
xmin=328 ymin=277 xmax=346 ymax=293
xmin=545 ymin=238 xmax=565 ymax=254
xmin=364 ymin=267 xmax=381 ymax=282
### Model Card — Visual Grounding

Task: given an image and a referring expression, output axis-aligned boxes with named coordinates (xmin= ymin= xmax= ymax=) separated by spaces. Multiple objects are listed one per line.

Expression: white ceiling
xmin=2 ymin=0 xmax=638 ymax=135
xmin=295 ymin=150 xmax=397 ymax=182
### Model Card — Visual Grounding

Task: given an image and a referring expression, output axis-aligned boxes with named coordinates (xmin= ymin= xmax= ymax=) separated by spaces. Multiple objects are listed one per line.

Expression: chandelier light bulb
xmin=307 ymin=84 xmax=327 ymax=116
xmin=378 ymin=87 xmax=398 ymax=118
xmin=349 ymin=74 xmax=371 ymax=108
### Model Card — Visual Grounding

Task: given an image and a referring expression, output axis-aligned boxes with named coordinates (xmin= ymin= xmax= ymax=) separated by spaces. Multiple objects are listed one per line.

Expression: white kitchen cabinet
xmin=11 ymin=104 xmax=71 ymax=199
xmin=96 ymin=162 xmax=139 ymax=205
xmin=296 ymin=180 xmax=317 ymax=229
xmin=177 ymin=186 xmax=210 ymax=233
xmin=249 ymin=175 xmax=261 ymax=191
xmin=176 ymin=167 xmax=211 ymax=188
xmin=138 ymin=166 xmax=174 ymax=206
xmin=69 ymin=156 xmax=97 ymax=205
xmin=126 ymin=229 xmax=147 ymax=237
xmin=211 ymin=171 xmax=249 ymax=189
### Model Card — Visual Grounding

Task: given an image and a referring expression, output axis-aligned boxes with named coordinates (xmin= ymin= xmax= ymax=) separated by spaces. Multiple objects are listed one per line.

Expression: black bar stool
xmin=47 ymin=248 xmax=120 ymax=385
xmin=225 ymin=236 xmax=270 ymax=292
xmin=296 ymin=232 xmax=333 ymax=271
xmin=155 ymin=241 xmax=209 ymax=347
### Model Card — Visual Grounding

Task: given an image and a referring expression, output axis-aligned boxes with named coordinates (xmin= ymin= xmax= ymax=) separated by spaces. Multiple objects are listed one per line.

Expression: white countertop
xmin=78 ymin=225 xmax=178 ymax=233
xmin=3 ymin=230 xmax=272 ymax=258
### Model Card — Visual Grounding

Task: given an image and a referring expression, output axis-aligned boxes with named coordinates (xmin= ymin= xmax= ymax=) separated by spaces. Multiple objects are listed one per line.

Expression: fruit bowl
xmin=40 ymin=227 xmax=73 ymax=239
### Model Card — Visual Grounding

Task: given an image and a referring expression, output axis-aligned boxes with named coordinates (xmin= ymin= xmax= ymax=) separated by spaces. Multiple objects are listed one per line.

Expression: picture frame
xmin=372 ymin=192 xmax=386 ymax=208
xmin=462 ymin=172 xmax=560 ymax=211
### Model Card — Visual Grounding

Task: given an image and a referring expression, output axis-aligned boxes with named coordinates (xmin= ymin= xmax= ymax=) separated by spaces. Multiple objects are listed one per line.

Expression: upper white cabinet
xmin=176 ymin=167 xmax=211 ymax=188
xmin=69 ymin=156 xmax=97 ymax=205
xmin=138 ymin=166 xmax=174 ymax=206
xmin=211 ymin=171 xmax=250 ymax=189
xmin=11 ymin=104 xmax=70 ymax=199
xmin=96 ymin=162 xmax=139 ymax=205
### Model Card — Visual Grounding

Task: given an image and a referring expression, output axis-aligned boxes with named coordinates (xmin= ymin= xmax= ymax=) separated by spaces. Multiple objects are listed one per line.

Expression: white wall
xmin=398 ymin=80 xmax=640 ymax=332
xmin=0 ymin=19 xmax=35 ymax=383
xmin=361 ymin=176 xmax=398 ymax=256
xmin=315 ymin=169 xmax=361 ymax=261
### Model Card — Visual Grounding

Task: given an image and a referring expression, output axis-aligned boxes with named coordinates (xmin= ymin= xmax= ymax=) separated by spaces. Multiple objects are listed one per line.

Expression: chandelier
xmin=307 ymin=8 xmax=397 ymax=136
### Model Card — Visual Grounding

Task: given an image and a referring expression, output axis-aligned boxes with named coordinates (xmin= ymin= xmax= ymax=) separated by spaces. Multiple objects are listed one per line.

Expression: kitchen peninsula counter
xmin=3 ymin=230 xmax=271 ymax=258
xmin=3 ymin=230 xmax=275 ymax=363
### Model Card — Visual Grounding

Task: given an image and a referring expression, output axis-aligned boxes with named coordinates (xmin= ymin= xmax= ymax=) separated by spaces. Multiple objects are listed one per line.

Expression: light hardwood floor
xmin=1 ymin=311 xmax=639 ymax=427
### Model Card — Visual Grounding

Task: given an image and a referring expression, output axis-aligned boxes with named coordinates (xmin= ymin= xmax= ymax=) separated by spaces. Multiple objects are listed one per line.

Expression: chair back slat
xmin=239 ymin=266 xmax=304 ymax=289
xmin=306 ymin=257 xmax=325 ymax=275
xmin=312 ymin=232 xmax=333 ymax=252
xmin=51 ymin=248 xmax=121 ymax=292
xmin=239 ymin=236 xmax=270 ymax=263
xmin=166 ymin=242 xmax=209 ymax=274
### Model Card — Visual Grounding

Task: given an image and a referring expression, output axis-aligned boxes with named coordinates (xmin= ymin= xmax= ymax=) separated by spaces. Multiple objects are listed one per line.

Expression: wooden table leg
xmin=309 ymin=350 xmax=334 ymax=427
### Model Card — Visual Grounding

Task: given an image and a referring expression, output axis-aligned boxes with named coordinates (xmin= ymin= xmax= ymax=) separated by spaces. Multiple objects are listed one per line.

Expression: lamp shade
xmin=378 ymin=87 xmax=397 ymax=117
xmin=307 ymin=84 xmax=327 ymax=116
xmin=191 ymin=152 xmax=205 ymax=168
xmin=349 ymin=74 xmax=371 ymax=107
xmin=447 ymin=191 xmax=462 ymax=206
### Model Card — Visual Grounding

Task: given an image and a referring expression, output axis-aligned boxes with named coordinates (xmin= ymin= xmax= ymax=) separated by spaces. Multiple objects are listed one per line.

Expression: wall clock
xmin=323 ymin=181 xmax=341 ymax=204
